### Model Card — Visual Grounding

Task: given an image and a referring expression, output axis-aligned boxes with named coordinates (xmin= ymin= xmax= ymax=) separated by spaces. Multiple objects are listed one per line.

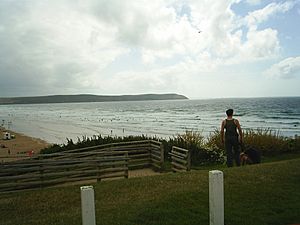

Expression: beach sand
xmin=0 ymin=127 xmax=50 ymax=161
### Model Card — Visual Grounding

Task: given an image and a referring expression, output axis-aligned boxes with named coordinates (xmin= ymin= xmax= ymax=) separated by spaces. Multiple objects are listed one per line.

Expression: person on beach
xmin=220 ymin=109 xmax=243 ymax=167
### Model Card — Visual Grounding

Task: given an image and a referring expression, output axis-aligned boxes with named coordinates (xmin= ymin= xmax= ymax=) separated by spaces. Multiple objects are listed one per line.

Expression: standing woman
xmin=220 ymin=109 xmax=243 ymax=167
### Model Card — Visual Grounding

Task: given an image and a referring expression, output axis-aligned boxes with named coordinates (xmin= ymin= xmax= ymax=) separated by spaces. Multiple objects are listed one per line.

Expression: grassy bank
xmin=1 ymin=157 xmax=299 ymax=225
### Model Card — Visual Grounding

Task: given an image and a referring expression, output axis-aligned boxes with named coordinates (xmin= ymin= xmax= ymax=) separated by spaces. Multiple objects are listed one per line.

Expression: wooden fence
xmin=0 ymin=151 xmax=129 ymax=192
xmin=0 ymin=140 xmax=164 ymax=192
xmin=169 ymin=146 xmax=191 ymax=172
xmin=41 ymin=140 xmax=164 ymax=170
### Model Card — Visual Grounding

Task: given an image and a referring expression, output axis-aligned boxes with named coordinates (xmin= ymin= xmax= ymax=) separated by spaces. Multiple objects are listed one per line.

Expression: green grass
xmin=191 ymin=152 xmax=300 ymax=171
xmin=1 ymin=158 xmax=300 ymax=225
xmin=261 ymin=152 xmax=300 ymax=163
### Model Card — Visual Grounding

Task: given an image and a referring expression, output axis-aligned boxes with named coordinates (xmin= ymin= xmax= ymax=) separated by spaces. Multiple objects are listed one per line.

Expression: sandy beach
xmin=0 ymin=127 xmax=50 ymax=162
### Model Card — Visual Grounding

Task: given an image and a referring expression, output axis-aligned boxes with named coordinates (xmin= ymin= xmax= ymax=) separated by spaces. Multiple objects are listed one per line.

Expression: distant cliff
xmin=0 ymin=94 xmax=188 ymax=104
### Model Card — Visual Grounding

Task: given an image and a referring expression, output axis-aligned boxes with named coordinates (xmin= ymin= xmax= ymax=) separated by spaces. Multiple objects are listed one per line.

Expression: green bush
xmin=40 ymin=135 xmax=153 ymax=154
xmin=243 ymin=129 xmax=300 ymax=156
xmin=206 ymin=128 xmax=300 ymax=156
xmin=206 ymin=129 xmax=224 ymax=150
xmin=168 ymin=131 xmax=224 ymax=166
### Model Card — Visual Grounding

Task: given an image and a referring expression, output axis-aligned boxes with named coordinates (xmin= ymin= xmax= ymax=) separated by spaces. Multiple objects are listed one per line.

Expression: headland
xmin=0 ymin=93 xmax=188 ymax=105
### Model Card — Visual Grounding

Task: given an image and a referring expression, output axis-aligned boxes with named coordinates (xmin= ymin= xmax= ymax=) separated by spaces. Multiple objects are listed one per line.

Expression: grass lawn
xmin=0 ymin=157 xmax=299 ymax=225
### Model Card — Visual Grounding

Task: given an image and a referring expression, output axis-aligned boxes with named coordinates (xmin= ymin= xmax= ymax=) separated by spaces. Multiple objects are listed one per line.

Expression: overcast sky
xmin=0 ymin=0 xmax=300 ymax=99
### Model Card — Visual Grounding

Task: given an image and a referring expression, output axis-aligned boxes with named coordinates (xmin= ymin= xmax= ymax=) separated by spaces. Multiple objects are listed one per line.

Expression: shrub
xmin=243 ymin=129 xmax=290 ymax=156
xmin=168 ymin=131 xmax=224 ymax=166
xmin=40 ymin=135 xmax=152 ymax=154
xmin=206 ymin=128 xmax=300 ymax=156
xmin=40 ymin=129 xmax=299 ymax=165
xmin=206 ymin=129 xmax=224 ymax=150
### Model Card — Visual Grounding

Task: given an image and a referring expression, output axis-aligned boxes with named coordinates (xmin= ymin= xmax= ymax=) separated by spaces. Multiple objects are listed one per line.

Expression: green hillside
xmin=0 ymin=157 xmax=299 ymax=225
xmin=0 ymin=93 xmax=188 ymax=105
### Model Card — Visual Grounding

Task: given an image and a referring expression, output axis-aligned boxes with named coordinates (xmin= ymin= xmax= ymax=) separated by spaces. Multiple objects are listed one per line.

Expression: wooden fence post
xmin=160 ymin=143 xmax=164 ymax=170
xmin=97 ymin=159 xmax=101 ymax=182
xmin=81 ymin=186 xmax=96 ymax=225
xmin=148 ymin=140 xmax=152 ymax=165
xmin=125 ymin=152 xmax=129 ymax=179
xmin=39 ymin=163 xmax=44 ymax=189
xmin=187 ymin=150 xmax=191 ymax=171
xmin=209 ymin=170 xmax=224 ymax=225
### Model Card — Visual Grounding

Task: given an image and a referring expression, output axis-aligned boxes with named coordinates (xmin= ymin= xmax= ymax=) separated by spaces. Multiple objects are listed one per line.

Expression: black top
xmin=225 ymin=119 xmax=238 ymax=137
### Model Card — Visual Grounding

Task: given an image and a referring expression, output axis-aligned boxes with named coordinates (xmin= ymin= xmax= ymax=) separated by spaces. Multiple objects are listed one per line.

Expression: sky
xmin=0 ymin=0 xmax=300 ymax=99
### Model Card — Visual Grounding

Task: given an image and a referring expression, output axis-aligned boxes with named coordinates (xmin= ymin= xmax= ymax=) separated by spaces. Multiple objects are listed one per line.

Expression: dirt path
xmin=129 ymin=168 xmax=161 ymax=178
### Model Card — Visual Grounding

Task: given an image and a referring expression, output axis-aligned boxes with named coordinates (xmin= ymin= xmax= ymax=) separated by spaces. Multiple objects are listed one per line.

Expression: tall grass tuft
xmin=243 ymin=129 xmax=287 ymax=155
xmin=206 ymin=129 xmax=223 ymax=150
xmin=207 ymin=128 xmax=300 ymax=156
xmin=40 ymin=134 xmax=154 ymax=154
xmin=168 ymin=131 xmax=224 ymax=165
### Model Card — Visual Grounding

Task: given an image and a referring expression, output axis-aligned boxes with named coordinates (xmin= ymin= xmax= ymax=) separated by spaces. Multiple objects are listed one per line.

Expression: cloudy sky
xmin=0 ymin=0 xmax=299 ymax=99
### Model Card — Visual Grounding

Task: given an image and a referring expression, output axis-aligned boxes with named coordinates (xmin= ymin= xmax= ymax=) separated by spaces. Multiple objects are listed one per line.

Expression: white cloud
xmin=264 ymin=57 xmax=300 ymax=79
xmin=187 ymin=1 xmax=286 ymax=64
xmin=241 ymin=28 xmax=280 ymax=60
xmin=0 ymin=1 xmax=129 ymax=94
xmin=0 ymin=0 xmax=298 ymax=97
xmin=246 ymin=0 xmax=261 ymax=6
xmin=245 ymin=1 xmax=296 ymax=29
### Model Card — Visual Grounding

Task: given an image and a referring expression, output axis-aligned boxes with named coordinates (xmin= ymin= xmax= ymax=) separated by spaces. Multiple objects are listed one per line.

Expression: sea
xmin=0 ymin=97 xmax=300 ymax=144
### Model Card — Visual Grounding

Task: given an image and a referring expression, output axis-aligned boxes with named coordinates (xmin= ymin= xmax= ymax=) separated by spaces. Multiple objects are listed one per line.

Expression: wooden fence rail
xmin=36 ymin=140 xmax=164 ymax=169
xmin=169 ymin=146 xmax=191 ymax=172
xmin=0 ymin=151 xmax=129 ymax=192
xmin=0 ymin=140 xmax=164 ymax=193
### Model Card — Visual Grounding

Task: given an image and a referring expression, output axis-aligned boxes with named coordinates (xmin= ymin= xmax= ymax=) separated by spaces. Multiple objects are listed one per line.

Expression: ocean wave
xmin=262 ymin=116 xmax=299 ymax=120
xmin=2 ymin=97 xmax=300 ymax=143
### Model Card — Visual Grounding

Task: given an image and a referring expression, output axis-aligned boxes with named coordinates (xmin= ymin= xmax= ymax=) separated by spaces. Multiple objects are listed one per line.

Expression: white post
xmin=81 ymin=186 xmax=96 ymax=225
xmin=209 ymin=170 xmax=224 ymax=225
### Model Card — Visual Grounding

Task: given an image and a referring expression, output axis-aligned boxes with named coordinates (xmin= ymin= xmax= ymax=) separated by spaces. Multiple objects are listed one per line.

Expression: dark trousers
xmin=225 ymin=136 xmax=240 ymax=167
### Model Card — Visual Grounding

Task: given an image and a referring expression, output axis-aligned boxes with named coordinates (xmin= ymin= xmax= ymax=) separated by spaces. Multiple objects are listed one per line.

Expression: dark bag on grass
xmin=245 ymin=147 xmax=261 ymax=164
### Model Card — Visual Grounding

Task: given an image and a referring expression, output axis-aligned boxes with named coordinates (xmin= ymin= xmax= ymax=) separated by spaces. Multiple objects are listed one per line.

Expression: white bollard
xmin=81 ymin=186 xmax=96 ymax=225
xmin=209 ymin=170 xmax=224 ymax=225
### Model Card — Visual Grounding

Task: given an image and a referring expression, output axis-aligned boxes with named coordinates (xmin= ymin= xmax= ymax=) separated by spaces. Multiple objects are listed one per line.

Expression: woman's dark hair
xmin=226 ymin=109 xmax=234 ymax=116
